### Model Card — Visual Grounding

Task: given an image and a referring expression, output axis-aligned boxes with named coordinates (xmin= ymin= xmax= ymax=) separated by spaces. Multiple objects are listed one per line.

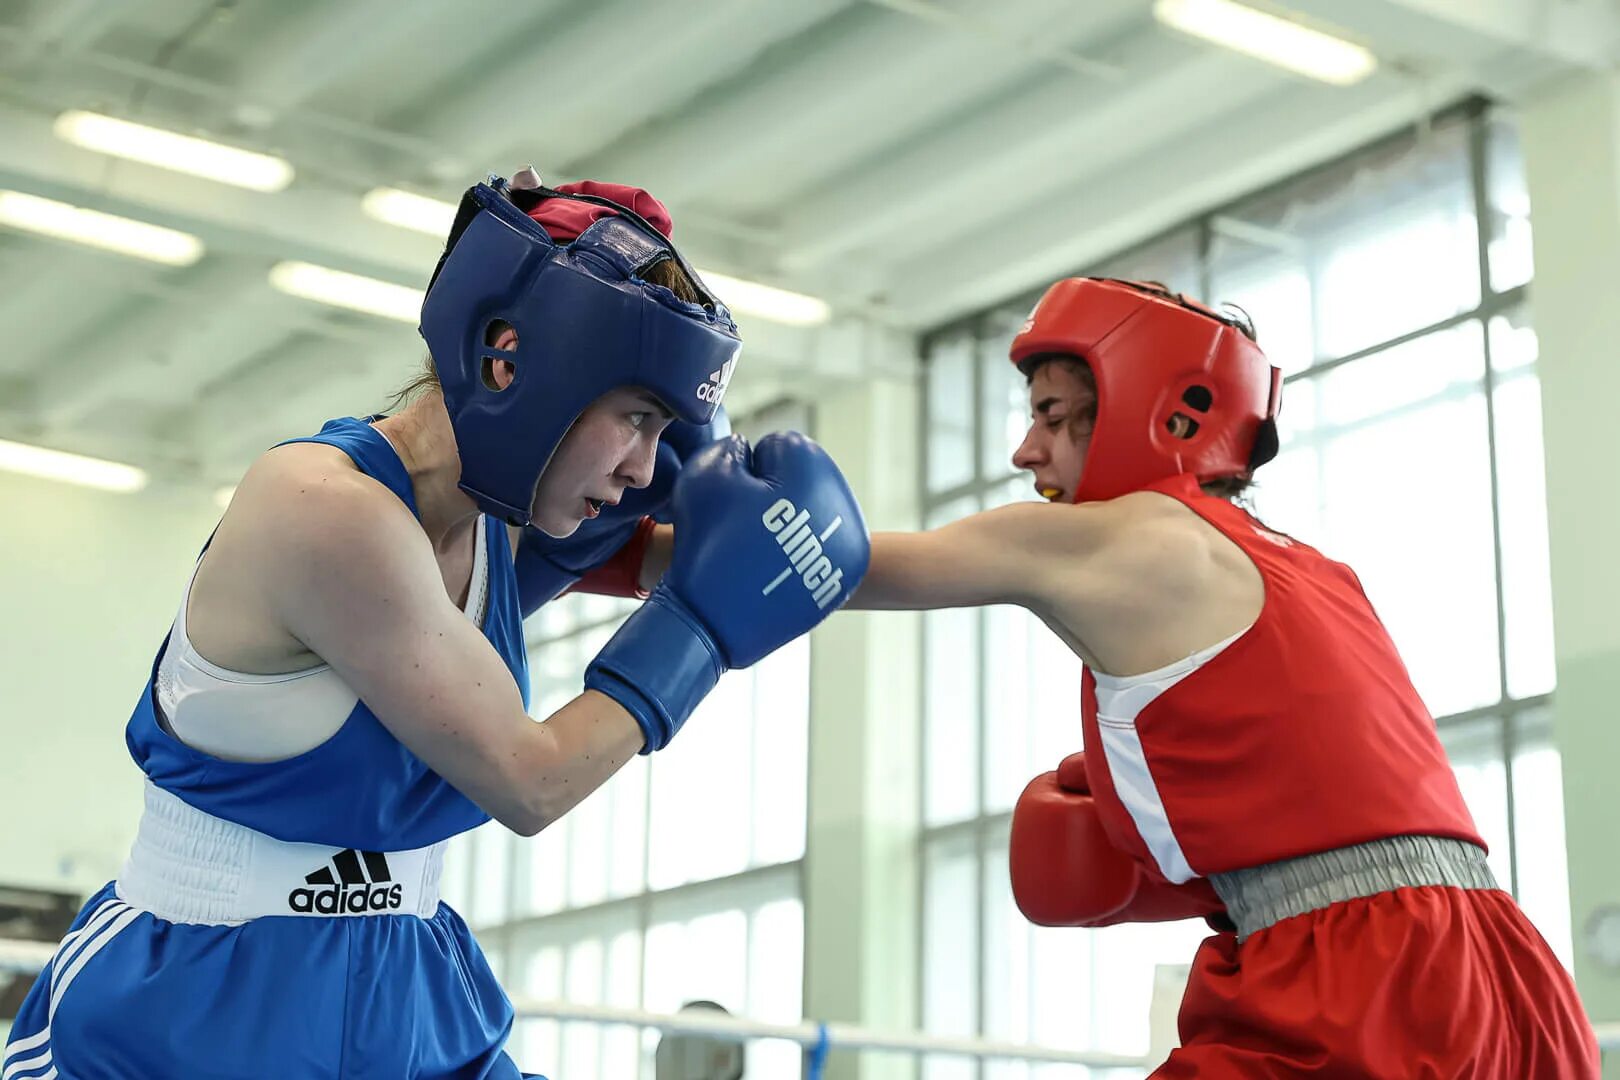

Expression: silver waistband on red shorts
xmin=1208 ymin=834 xmax=1499 ymax=942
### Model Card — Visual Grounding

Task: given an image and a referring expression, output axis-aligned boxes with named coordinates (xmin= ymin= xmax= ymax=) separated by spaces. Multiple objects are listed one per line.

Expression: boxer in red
xmin=848 ymin=277 xmax=1598 ymax=1077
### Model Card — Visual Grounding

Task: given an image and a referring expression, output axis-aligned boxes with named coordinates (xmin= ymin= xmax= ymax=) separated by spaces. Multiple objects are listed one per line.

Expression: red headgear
xmin=1009 ymin=277 xmax=1282 ymax=504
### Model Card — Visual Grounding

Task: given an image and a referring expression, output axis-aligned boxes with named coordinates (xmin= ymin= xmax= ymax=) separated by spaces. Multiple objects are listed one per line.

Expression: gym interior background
xmin=1 ymin=1 xmax=1618 ymax=1077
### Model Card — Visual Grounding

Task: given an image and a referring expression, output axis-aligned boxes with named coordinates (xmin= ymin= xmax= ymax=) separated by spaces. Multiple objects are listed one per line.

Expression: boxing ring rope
xmin=508 ymin=996 xmax=1154 ymax=1069
xmin=6 ymin=938 xmax=1617 ymax=1061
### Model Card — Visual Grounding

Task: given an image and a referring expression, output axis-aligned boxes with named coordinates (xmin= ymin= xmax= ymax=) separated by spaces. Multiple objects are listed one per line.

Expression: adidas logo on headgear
xmin=696 ymin=358 xmax=737 ymax=405
xmin=287 ymin=849 xmax=405 ymax=914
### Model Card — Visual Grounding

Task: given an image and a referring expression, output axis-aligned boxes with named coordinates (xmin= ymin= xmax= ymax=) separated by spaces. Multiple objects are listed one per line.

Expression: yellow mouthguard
xmin=1040 ymin=487 xmax=1062 ymax=500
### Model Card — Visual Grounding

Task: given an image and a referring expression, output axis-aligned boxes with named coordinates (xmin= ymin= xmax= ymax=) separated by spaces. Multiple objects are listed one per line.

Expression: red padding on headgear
xmin=525 ymin=180 xmax=674 ymax=242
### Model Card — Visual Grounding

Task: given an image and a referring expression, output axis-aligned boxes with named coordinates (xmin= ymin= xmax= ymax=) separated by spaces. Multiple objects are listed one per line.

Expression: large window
xmin=439 ymin=405 xmax=814 ymax=1080
xmin=918 ymin=103 xmax=1568 ymax=1077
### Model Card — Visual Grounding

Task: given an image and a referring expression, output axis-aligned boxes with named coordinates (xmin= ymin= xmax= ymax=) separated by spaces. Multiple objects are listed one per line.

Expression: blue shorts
xmin=2 ymin=883 xmax=546 ymax=1079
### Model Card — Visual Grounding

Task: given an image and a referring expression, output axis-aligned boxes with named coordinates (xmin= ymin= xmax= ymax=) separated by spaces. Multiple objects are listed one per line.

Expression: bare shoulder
xmin=978 ymin=490 xmax=1199 ymax=563
xmin=233 ymin=442 xmax=418 ymax=550
xmin=1072 ymin=490 xmax=1253 ymax=596
xmin=219 ymin=443 xmax=427 ymax=599
xmin=188 ymin=442 xmax=429 ymax=671
xmin=1043 ymin=490 xmax=1265 ymax=672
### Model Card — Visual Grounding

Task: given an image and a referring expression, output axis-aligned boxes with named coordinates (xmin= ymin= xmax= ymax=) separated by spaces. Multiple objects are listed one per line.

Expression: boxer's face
xmin=1012 ymin=359 xmax=1094 ymax=502
xmin=527 ymin=389 xmax=672 ymax=538
xmin=481 ymin=323 xmax=672 ymax=536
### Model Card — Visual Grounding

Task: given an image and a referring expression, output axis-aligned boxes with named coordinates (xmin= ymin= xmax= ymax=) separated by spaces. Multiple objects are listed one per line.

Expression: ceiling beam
xmin=1276 ymin=0 xmax=1618 ymax=73
xmin=230 ymin=0 xmax=452 ymax=121
xmin=403 ymin=0 xmax=854 ymax=178
xmin=29 ymin=260 xmax=271 ymax=429
xmin=776 ymin=25 xmax=1269 ymax=273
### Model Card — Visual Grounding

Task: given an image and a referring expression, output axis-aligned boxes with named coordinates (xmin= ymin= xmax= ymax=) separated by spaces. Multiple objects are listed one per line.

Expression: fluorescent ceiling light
xmin=696 ymin=269 xmax=831 ymax=326
xmin=54 ymin=110 xmax=295 ymax=192
xmin=269 ymin=260 xmax=424 ymax=323
xmin=362 ymin=187 xmax=456 ymax=236
xmin=0 ymin=190 xmax=204 ymax=265
xmin=0 ymin=438 xmax=148 ymax=493
xmin=1153 ymin=0 xmax=1376 ymax=86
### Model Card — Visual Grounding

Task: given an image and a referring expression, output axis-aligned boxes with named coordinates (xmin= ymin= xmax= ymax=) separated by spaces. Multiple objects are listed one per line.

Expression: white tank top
xmin=156 ymin=515 xmax=491 ymax=763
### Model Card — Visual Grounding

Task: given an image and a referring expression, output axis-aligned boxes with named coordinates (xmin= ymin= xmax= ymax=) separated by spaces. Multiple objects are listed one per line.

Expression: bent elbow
xmin=501 ymin=809 xmax=548 ymax=837
xmin=499 ymin=790 xmax=557 ymax=837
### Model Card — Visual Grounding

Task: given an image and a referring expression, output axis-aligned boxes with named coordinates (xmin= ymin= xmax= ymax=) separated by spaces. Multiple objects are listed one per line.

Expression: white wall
xmin=0 ymin=471 xmax=220 ymax=896
xmin=1520 ymin=73 xmax=1620 ymax=1072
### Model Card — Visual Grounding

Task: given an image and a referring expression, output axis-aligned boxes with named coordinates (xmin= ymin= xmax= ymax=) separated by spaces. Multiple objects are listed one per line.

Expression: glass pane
xmin=747 ymin=898 xmax=806 ymax=1078
xmin=566 ymin=781 xmax=611 ymax=909
xmin=982 ymin=319 xmax=1029 ymax=480
xmin=752 ymin=636 xmax=811 ymax=866
xmin=1315 ymin=140 xmax=1478 ymax=355
xmin=1217 ymin=118 xmax=1477 ymax=363
xmin=1088 ymin=227 xmax=1202 ymax=297
xmin=530 ymin=636 xmax=580 ymax=722
xmin=983 ymin=475 xmax=1038 ymax=512
xmin=1316 ymin=207 xmax=1479 ymax=358
xmin=469 ymin=820 xmax=512 ymax=928
xmin=1440 ymin=716 xmax=1513 ymax=888
xmin=440 ymin=832 xmax=473 ymax=917
xmin=1489 ymin=305 xmax=1537 ymax=374
xmin=644 ymin=908 xmax=749 ymax=1014
xmin=927 ymin=492 xmax=981 ymax=530
xmin=648 ymin=672 xmax=754 ymax=891
xmin=1089 ymin=920 xmax=1210 ymax=1058
xmin=560 ymin=937 xmax=604 ymax=1079
xmin=1246 ymin=442 xmax=1323 ymax=545
xmin=982 ymin=823 xmax=1098 ymax=1068
xmin=1510 ymin=710 xmax=1574 ymax=971
xmin=524 ymin=815 xmax=568 ymax=917
xmin=1207 ymin=238 xmax=1314 ymax=376
xmin=1319 ymin=321 xmax=1485 ymax=427
xmin=602 ymin=930 xmax=643 ymax=1075
xmin=925 ymin=606 xmax=981 ymax=826
xmin=928 ymin=334 xmax=977 ymax=493
xmin=1313 ymin=336 xmax=1501 ymax=717
xmin=983 ymin=605 xmax=1084 ymax=815
xmin=1487 ymin=116 xmax=1534 ymax=294
xmin=609 ymin=756 xmax=650 ymax=899
xmin=1490 ymin=317 xmax=1556 ymax=700
xmin=515 ymin=944 xmax=564 ymax=1075
xmin=923 ymin=832 xmax=980 ymax=1044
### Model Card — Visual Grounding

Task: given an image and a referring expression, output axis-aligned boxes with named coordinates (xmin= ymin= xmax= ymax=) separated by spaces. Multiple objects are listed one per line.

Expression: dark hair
xmin=383 ymin=256 xmax=706 ymax=413
xmin=1019 ymin=277 xmax=1263 ymax=503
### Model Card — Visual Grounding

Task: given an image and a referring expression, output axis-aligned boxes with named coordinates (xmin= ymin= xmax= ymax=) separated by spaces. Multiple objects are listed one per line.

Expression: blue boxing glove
xmin=514 ymin=409 xmax=732 ymax=615
xmin=584 ymin=432 xmax=870 ymax=751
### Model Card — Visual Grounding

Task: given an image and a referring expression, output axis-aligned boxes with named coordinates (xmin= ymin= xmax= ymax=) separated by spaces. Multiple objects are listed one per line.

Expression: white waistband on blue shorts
xmin=116 ymin=781 xmax=446 ymax=925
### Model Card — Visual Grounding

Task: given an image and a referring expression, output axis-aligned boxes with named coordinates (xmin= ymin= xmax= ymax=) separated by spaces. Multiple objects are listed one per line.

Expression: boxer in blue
xmin=2 ymin=170 xmax=869 ymax=1079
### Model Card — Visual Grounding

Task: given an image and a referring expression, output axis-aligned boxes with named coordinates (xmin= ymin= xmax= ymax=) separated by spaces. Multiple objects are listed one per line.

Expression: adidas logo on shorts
xmin=696 ymin=358 xmax=737 ymax=405
xmin=287 ymin=849 xmax=405 ymax=914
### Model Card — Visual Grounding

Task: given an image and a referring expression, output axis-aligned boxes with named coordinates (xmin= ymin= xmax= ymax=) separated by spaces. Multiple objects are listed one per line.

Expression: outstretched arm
xmin=846 ymin=501 xmax=1120 ymax=611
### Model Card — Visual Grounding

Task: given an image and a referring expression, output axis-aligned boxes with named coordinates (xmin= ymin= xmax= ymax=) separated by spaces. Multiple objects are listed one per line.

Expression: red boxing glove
xmin=569 ymin=517 xmax=657 ymax=599
xmin=1010 ymin=752 xmax=1230 ymax=930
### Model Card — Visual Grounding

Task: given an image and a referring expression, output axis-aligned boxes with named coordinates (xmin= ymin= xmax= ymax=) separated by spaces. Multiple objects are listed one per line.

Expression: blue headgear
xmin=419 ymin=176 xmax=742 ymax=526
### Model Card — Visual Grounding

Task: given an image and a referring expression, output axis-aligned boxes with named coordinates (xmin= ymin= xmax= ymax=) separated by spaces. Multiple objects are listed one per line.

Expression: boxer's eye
xmin=627 ymin=411 xmax=651 ymax=430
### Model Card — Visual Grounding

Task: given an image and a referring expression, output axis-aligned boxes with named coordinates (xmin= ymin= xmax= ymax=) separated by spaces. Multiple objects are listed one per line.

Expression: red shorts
xmin=1154 ymin=886 xmax=1598 ymax=1079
